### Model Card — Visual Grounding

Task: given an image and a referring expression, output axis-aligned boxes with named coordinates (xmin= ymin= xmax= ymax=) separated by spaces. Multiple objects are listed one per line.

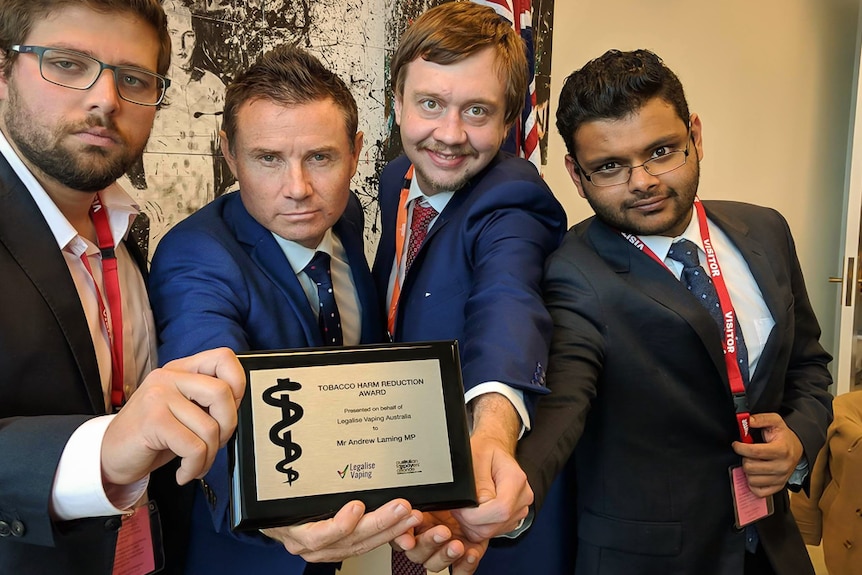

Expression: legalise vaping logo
xmin=338 ymin=462 xmax=375 ymax=480
xmin=263 ymin=377 xmax=303 ymax=485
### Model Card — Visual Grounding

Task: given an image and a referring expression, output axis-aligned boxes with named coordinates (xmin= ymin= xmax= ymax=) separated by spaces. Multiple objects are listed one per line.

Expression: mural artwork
xmin=126 ymin=0 xmax=554 ymax=259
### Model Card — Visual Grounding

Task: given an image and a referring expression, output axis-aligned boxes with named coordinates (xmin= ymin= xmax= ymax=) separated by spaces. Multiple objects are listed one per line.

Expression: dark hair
xmin=556 ymin=49 xmax=690 ymax=156
xmin=0 ymin=0 xmax=170 ymax=77
xmin=390 ymin=1 xmax=528 ymax=127
xmin=221 ymin=45 xmax=358 ymax=153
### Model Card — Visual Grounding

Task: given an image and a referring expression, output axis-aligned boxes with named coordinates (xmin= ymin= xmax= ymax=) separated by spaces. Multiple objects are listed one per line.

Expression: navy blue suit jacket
xmin=372 ymin=152 xmax=574 ymax=574
xmin=372 ymin=152 xmax=566 ymax=405
xmin=150 ymin=190 xmax=383 ymax=575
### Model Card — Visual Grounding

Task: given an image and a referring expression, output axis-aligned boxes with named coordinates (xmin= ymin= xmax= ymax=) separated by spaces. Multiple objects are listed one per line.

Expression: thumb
xmin=474 ymin=470 xmax=497 ymax=505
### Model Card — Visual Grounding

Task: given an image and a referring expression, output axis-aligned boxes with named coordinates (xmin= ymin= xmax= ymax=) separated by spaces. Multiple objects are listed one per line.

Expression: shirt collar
xmin=639 ymin=206 xmax=704 ymax=261
xmin=0 ymin=130 xmax=139 ymax=252
xmin=407 ymin=172 xmax=454 ymax=215
xmin=272 ymin=228 xmax=335 ymax=275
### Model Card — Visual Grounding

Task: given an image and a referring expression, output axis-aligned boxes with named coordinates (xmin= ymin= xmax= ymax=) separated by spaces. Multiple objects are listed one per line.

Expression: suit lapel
xmin=587 ymin=219 xmax=730 ymax=380
xmin=703 ymin=204 xmax=785 ymax=406
xmin=0 ymin=157 xmax=104 ymax=413
xmin=227 ymin=195 xmax=321 ymax=346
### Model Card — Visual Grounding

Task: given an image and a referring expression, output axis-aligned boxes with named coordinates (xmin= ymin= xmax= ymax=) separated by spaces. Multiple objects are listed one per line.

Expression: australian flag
xmin=472 ymin=0 xmax=540 ymax=169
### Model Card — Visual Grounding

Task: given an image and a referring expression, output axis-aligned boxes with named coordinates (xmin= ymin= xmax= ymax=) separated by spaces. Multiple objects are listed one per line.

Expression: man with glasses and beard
xmin=0 ymin=1 xmax=245 ymax=573
xmin=517 ymin=49 xmax=833 ymax=575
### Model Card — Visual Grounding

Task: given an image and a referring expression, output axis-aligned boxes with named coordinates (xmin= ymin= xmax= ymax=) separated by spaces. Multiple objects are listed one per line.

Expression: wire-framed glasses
xmin=577 ymin=130 xmax=691 ymax=187
xmin=9 ymin=45 xmax=170 ymax=106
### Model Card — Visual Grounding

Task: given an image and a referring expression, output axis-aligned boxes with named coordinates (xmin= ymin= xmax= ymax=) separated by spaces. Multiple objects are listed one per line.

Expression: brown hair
xmin=0 ymin=0 xmax=170 ymax=77
xmin=222 ymin=44 xmax=359 ymax=152
xmin=390 ymin=1 xmax=528 ymax=127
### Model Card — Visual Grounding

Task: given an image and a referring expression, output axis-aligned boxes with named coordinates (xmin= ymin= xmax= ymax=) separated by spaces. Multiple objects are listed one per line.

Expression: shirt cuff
xmin=788 ymin=455 xmax=809 ymax=486
xmin=51 ymin=415 xmax=149 ymax=520
xmin=464 ymin=382 xmax=529 ymax=438
xmin=497 ymin=507 xmax=534 ymax=539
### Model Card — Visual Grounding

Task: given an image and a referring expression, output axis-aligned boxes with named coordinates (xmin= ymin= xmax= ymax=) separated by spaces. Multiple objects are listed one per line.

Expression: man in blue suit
xmin=372 ymin=4 xmax=572 ymax=573
xmin=149 ymin=46 xmax=426 ymax=575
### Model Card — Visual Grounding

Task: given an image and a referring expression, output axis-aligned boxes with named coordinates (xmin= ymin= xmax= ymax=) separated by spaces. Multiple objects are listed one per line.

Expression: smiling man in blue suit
xmin=149 ymin=46 xmax=425 ymax=575
xmin=372 ymin=4 xmax=571 ymax=573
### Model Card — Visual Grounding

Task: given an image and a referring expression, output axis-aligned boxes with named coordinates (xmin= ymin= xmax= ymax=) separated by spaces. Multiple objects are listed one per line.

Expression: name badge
xmin=111 ymin=501 xmax=164 ymax=575
xmin=728 ymin=466 xmax=774 ymax=529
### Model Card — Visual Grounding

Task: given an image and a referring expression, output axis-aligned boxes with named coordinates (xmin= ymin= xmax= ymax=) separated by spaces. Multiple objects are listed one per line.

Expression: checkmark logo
xmin=337 ymin=464 xmax=349 ymax=478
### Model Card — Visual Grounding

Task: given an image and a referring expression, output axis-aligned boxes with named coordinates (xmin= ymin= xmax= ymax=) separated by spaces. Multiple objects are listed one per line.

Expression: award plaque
xmin=229 ymin=341 xmax=476 ymax=530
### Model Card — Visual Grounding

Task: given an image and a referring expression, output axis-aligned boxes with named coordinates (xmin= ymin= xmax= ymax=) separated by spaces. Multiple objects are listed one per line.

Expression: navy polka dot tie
xmin=667 ymin=239 xmax=750 ymax=384
xmin=303 ymin=251 xmax=343 ymax=347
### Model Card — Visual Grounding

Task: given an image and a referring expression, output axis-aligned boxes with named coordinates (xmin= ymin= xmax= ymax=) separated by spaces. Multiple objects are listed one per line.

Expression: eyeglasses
xmin=8 ymin=45 xmax=171 ymax=106
xmin=576 ymin=131 xmax=691 ymax=187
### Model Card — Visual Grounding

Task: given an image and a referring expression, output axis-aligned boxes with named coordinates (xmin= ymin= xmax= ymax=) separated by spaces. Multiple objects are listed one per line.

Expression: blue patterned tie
xmin=667 ymin=239 xmax=749 ymax=384
xmin=303 ymin=252 xmax=343 ymax=346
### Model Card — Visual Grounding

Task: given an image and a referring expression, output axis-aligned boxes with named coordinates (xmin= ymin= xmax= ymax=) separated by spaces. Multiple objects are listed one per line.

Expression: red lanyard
xmin=80 ymin=194 xmax=125 ymax=410
xmin=621 ymin=198 xmax=753 ymax=443
xmin=386 ymin=165 xmax=414 ymax=337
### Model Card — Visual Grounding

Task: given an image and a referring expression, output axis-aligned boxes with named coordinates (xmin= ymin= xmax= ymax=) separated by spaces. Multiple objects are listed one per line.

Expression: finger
xmin=164 ymin=395 xmax=228 ymax=482
xmin=172 ymin=373 xmax=239 ymax=445
xmin=451 ymin=546 xmax=485 ymax=575
xmin=402 ymin=524 xmax=453 ymax=564
xmin=165 ymin=348 xmax=246 ymax=405
xmin=747 ymin=412 xmax=783 ymax=430
xmin=347 ymin=503 xmax=422 ymax=555
xmin=454 ymin=471 xmax=531 ymax=540
xmin=450 ymin=539 xmax=488 ymax=575
xmin=391 ymin=531 xmax=417 ymax=553
xmin=419 ymin=539 xmax=466 ymax=573
xmin=749 ymin=484 xmax=783 ymax=498
xmin=284 ymin=501 xmax=366 ymax=555
xmin=468 ymin=443 xmax=497 ymax=505
xmin=284 ymin=499 xmax=421 ymax=562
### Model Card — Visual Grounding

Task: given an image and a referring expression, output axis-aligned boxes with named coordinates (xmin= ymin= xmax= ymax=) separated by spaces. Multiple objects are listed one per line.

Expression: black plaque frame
xmin=230 ymin=340 xmax=476 ymax=530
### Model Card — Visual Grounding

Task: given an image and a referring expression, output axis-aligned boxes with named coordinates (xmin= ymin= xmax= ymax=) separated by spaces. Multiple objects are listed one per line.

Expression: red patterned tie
xmin=393 ymin=199 xmax=434 ymax=575
xmin=392 ymin=549 xmax=426 ymax=575
xmin=405 ymin=198 xmax=437 ymax=273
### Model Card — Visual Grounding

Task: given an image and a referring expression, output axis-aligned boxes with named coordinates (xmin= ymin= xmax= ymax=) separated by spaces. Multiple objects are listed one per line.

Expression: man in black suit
xmin=0 ymin=1 xmax=245 ymax=573
xmin=518 ymin=49 xmax=833 ymax=574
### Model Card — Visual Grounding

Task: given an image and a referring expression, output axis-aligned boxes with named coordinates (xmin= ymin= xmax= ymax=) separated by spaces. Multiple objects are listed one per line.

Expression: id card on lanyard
xmin=621 ymin=198 xmax=772 ymax=526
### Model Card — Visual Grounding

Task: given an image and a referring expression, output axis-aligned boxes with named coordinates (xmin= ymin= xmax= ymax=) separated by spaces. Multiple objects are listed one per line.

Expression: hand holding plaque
xmin=229 ymin=341 xmax=476 ymax=530
xmin=260 ymin=499 xmax=421 ymax=562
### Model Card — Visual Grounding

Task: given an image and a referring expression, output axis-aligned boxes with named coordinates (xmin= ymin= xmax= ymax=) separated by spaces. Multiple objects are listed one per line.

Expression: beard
xmin=3 ymin=82 xmax=144 ymax=192
xmin=411 ymin=141 xmax=478 ymax=195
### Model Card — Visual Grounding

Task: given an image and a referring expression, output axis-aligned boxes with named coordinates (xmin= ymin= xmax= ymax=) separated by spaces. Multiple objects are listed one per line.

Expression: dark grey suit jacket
xmin=519 ymin=201 xmax=833 ymax=575
xmin=0 ymin=152 xmax=184 ymax=574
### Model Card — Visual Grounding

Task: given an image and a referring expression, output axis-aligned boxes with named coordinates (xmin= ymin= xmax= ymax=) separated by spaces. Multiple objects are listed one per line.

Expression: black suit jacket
xmin=0 ymin=152 xmax=183 ymax=574
xmin=518 ymin=201 xmax=833 ymax=574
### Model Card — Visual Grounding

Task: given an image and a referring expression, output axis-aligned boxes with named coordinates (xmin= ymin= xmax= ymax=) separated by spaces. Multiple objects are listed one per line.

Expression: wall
xmin=542 ymin=0 xmax=860 ymax=364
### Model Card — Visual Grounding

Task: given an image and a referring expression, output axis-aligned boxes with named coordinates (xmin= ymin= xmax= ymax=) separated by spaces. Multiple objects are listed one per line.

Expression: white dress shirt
xmin=639 ymin=206 xmax=775 ymax=376
xmin=0 ymin=131 xmax=155 ymax=519
xmin=272 ymin=228 xmax=363 ymax=345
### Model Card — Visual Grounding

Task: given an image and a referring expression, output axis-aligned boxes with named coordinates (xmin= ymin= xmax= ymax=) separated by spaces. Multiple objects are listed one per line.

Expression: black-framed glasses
xmin=576 ymin=129 xmax=691 ymax=187
xmin=9 ymin=45 xmax=171 ymax=106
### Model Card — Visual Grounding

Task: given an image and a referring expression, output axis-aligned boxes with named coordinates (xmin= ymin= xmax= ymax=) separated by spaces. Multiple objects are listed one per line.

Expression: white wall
xmin=543 ymin=0 xmax=861 ymax=363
